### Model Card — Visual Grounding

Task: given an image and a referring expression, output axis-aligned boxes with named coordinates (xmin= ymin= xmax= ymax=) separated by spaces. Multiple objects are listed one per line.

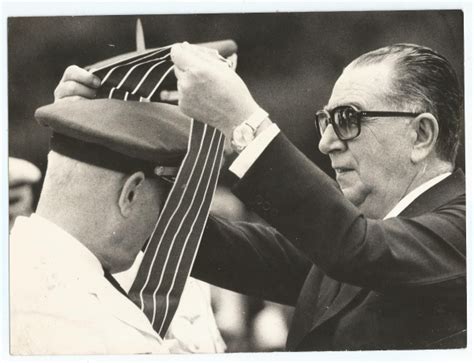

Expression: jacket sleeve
xmin=192 ymin=214 xmax=312 ymax=306
xmin=233 ymin=133 xmax=466 ymax=296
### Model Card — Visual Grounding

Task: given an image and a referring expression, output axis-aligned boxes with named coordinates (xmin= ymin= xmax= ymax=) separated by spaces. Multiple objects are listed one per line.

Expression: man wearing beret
xmin=53 ymin=42 xmax=465 ymax=351
xmin=10 ymin=100 xmax=225 ymax=354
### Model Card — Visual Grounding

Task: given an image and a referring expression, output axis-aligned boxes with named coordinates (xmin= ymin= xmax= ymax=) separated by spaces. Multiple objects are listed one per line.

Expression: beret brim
xmin=35 ymin=99 xmax=191 ymax=167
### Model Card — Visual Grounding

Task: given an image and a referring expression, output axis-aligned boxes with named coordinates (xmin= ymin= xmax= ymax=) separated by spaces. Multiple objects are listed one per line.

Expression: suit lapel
xmin=399 ymin=169 xmax=464 ymax=218
xmin=305 ymin=280 xmax=363 ymax=341
xmin=288 ymin=270 xmax=363 ymax=350
xmin=287 ymin=269 xmax=324 ymax=350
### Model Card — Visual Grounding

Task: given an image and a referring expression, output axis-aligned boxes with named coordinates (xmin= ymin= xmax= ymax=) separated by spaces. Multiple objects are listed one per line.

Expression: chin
xmin=342 ymin=187 xmax=381 ymax=217
xmin=342 ymin=187 xmax=367 ymax=207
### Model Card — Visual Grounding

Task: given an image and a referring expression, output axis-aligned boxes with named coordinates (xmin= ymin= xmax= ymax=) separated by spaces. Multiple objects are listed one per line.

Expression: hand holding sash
xmin=171 ymin=42 xmax=261 ymax=139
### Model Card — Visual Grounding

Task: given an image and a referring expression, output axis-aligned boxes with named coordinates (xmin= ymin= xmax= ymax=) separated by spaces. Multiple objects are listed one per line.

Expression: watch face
xmin=232 ymin=124 xmax=255 ymax=152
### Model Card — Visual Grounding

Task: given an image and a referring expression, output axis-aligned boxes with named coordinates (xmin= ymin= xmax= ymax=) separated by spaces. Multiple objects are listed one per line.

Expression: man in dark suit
xmin=171 ymin=42 xmax=466 ymax=350
xmin=54 ymin=43 xmax=465 ymax=350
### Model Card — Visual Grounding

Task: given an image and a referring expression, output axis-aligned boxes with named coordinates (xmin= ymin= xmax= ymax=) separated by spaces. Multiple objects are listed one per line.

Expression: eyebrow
xmin=325 ymin=102 xmax=364 ymax=111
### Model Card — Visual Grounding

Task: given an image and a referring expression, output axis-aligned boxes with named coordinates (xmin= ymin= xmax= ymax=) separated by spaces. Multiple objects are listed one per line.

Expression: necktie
xmin=90 ymin=43 xmax=233 ymax=337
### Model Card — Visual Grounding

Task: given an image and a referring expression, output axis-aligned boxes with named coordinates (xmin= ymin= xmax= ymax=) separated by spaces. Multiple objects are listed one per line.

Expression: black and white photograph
xmin=2 ymin=1 xmax=471 ymax=361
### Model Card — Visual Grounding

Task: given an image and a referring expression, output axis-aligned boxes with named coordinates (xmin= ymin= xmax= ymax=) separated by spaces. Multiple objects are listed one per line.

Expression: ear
xmin=410 ymin=112 xmax=439 ymax=164
xmin=118 ymin=171 xmax=145 ymax=217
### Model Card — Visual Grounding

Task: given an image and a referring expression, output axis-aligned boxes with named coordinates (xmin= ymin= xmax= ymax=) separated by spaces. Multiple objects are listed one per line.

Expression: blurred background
xmin=8 ymin=10 xmax=464 ymax=352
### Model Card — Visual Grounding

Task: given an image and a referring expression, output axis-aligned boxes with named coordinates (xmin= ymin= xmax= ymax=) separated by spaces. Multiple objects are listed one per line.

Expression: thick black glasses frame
xmin=315 ymin=105 xmax=421 ymax=141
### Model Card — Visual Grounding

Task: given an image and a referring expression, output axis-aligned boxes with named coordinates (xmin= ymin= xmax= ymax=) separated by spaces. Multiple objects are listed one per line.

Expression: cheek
xmin=355 ymin=127 xmax=408 ymax=172
xmin=353 ymin=137 xmax=412 ymax=198
xmin=140 ymin=210 xmax=158 ymax=240
xmin=343 ymin=139 xmax=393 ymax=199
xmin=141 ymin=196 xmax=162 ymax=235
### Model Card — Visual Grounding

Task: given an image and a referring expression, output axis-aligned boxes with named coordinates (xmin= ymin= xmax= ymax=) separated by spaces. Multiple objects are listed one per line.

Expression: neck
xmin=360 ymin=159 xmax=453 ymax=219
xmin=36 ymin=191 xmax=115 ymax=271
xmin=403 ymin=159 xmax=453 ymax=197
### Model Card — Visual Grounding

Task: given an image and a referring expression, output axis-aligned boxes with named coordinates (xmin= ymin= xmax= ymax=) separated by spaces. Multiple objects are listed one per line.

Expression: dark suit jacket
xmin=192 ymin=133 xmax=466 ymax=351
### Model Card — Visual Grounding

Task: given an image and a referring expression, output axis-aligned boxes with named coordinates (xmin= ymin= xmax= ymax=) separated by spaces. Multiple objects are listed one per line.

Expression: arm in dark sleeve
xmin=233 ymin=133 xmax=466 ymax=295
xmin=192 ymin=214 xmax=312 ymax=306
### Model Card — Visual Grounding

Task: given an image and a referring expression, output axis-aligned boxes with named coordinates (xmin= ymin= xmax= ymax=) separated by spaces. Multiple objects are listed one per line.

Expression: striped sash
xmin=91 ymin=46 xmax=175 ymax=102
xmin=91 ymin=46 xmax=225 ymax=336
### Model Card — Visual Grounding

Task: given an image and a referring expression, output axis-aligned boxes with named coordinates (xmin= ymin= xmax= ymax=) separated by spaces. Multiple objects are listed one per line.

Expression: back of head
xmin=40 ymin=146 xmax=172 ymax=272
xmin=349 ymin=43 xmax=462 ymax=165
xmin=39 ymin=147 xmax=127 ymax=221
xmin=34 ymin=99 xmax=191 ymax=272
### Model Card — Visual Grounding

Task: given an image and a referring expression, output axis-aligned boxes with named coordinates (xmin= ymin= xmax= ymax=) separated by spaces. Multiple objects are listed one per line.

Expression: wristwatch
xmin=231 ymin=108 xmax=269 ymax=153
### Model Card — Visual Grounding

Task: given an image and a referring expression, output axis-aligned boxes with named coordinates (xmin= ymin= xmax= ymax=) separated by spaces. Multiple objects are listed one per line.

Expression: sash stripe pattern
xmin=91 ymin=46 xmax=224 ymax=337
xmin=91 ymin=46 xmax=174 ymax=102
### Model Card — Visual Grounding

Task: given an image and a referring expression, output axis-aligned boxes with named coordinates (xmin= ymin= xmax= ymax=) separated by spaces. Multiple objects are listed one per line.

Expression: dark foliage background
xmin=8 ymin=10 xmax=464 ymax=191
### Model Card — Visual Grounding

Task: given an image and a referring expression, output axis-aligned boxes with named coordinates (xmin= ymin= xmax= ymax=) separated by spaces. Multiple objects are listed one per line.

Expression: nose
xmin=318 ymin=124 xmax=346 ymax=155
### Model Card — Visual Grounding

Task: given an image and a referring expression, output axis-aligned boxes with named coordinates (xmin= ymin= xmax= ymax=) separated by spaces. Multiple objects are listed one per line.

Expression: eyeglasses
xmin=315 ymin=105 xmax=421 ymax=141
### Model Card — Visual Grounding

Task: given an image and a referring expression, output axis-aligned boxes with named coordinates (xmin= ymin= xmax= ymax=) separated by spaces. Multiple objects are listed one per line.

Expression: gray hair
xmin=349 ymin=43 xmax=462 ymax=164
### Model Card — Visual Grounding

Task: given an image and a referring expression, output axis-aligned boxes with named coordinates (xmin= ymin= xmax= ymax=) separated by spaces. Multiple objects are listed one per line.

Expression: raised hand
xmin=54 ymin=65 xmax=101 ymax=102
xmin=171 ymin=42 xmax=260 ymax=138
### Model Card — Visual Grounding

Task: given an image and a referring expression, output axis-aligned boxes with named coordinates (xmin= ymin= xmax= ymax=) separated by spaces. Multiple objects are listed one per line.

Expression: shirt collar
xmin=383 ymin=172 xmax=452 ymax=220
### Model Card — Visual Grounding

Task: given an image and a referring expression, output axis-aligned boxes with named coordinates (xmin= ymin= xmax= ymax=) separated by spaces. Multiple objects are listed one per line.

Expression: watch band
xmin=244 ymin=108 xmax=269 ymax=132
xmin=231 ymin=108 xmax=269 ymax=152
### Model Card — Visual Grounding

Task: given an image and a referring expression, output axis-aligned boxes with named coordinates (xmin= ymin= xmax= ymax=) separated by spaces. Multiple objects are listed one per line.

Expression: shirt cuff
xmin=229 ymin=123 xmax=280 ymax=178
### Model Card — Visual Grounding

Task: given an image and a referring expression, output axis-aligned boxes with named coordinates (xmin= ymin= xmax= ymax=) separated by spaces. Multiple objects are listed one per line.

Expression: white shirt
xmin=10 ymin=214 xmax=168 ymax=355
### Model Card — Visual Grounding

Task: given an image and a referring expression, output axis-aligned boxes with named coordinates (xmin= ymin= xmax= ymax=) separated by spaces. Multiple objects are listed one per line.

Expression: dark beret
xmin=35 ymin=99 xmax=191 ymax=174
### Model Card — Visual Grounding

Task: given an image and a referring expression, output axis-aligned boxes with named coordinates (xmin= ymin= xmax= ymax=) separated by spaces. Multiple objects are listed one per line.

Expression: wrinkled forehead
xmin=326 ymin=61 xmax=398 ymax=111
